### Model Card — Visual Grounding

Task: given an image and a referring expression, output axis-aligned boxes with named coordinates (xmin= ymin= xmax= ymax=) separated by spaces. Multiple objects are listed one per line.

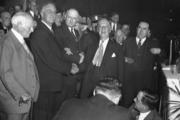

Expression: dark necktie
xmin=71 ymin=28 xmax=79 ymax=41
xmin=137 ymin=38 xmax=142 ymax=48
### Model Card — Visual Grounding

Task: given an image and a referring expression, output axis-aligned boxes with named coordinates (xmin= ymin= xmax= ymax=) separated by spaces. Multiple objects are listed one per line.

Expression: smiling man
xmin=79 ymin=18 xmax=124 ymax=98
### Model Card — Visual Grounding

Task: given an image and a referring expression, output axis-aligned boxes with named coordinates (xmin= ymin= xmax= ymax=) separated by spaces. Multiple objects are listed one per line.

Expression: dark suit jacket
xmin=26 ymin=10 xmax=41 ymax=22
xmin=53 ymin=94 xmax=129 ymax=120
xmin=30 ymin=21 xmax=71 ymax=92
xmin=121 ymin=37 xmax=160 ymax=107
xmin=129 ymin=105 xmax=162 ymax=120
xmin=0 ymin=30 xmax=39 ymax=113
xmin=54 ymin=23 xmax=82 ymax=64
xmin=80 ymin=38 xmax=124 ymax=98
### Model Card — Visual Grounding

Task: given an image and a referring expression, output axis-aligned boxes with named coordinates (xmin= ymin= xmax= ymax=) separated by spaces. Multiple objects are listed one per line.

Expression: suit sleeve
xmin=30 ymin=30 xmax=72 ymax=75
xmin=0 ymin=41 xmax=26 ymax=101
xmin=54 ymin=29 xmax=81 ymax=64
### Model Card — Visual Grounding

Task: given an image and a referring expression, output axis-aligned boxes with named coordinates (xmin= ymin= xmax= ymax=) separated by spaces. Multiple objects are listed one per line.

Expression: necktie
xmin=137 ymin=38 xmax=142 ymax=48
xmin=70 ymin=28 xmax=76 ymax=37
xmin=71 ymin=28 xmax=79 ymax=41
xmin=92 ymin=41 xmax=104 ymax=66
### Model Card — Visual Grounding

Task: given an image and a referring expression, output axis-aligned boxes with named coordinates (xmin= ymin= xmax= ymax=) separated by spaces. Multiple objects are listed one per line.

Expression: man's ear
xmin=147 ymin=30 xmax=151 ymax=38
xmin=0 ymin=18 xmax=2 ymax=23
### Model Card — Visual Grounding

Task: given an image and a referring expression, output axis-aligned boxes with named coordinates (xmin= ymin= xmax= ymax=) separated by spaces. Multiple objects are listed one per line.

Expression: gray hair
xmin=40 ymin=3 xmax=56 ymax=17
xmin=11 ymin=12 xmax=33 ymax=28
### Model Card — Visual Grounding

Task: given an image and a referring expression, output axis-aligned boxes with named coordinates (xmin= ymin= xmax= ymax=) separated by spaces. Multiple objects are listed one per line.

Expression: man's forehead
xmin=139 ymin=22 xmax=149 ymax=28
xmin=45 ymin=4 xmax=56 ymax=12
xmin=99 ymin=20 xmax=109 ymax=26
xmin=67 ymin=9 xmax=79 ymax=18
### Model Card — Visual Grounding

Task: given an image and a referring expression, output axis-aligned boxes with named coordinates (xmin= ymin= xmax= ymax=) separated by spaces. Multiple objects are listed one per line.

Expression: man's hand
xmin=70 ymin=63 xmax=79 ymax=74
xmin=64 ymin=47 xmax=73 ymax=55
xmin=79 ymin=52 xmax=84 ymax=64
xmin=150 ymin=48 xmax=161 ymax=55
xmin=19 ymin=94 xmax=31 ymax=106
xmin=125 ymin=57 xmax=134 ymax=64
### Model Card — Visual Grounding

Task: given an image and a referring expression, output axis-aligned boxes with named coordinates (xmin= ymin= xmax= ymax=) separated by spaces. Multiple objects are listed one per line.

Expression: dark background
xmin=0 ymin=0 xmax=180 ymax=37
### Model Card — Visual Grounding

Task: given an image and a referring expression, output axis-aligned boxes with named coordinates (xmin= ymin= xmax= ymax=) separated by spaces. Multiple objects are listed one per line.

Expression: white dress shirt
xmin=11 ymin=28 xmax=31 ymax=54
xmin=138 ymin=111 xmax=151 ymax=120
xmin=136 ymin=37 xmax=146 ymax=46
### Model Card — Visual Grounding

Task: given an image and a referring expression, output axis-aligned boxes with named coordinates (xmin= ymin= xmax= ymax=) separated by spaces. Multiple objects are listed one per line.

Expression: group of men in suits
xmin=29 ymin=3 xmax=79 ymax=120
xmin=0 ymin=1 xmax=162 ymax=120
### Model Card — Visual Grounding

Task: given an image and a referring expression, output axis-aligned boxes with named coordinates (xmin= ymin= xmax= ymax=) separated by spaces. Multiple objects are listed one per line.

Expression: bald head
xmin=65 ymin=8 xmax=79 ymax=28
xmin=66 ymin=9 xmax=79 ymax=18
xmin=11 ymin=12 xmax=34 ymax=38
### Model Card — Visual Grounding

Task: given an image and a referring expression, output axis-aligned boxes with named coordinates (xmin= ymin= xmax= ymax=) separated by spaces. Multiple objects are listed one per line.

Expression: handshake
xmin=64 ymin=47 xmax=84 ymax=64
xmin=70 ymin=63 xmax=79 ymax=75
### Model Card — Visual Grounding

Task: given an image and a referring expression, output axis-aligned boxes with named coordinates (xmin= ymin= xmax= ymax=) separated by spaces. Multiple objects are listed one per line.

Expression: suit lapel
xmin=63 ymin=24 xmax=77 ymax=41
xmin=9 ymin=30 xmax=34 ymax=60
xmin=40 ymin=21 xmax=54 ymax=37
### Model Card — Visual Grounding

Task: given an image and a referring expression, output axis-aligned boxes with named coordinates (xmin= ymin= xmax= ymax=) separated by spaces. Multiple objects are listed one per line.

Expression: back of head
xmin=94 ymin=77 xmax=121 ymax=104
xmin=141 ymin=90 xmax=159 ymax=110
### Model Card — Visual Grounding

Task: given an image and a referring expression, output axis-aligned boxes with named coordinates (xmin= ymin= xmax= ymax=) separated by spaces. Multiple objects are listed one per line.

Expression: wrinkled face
xmin=137 ymin=22 xmax=149 ymax=39
xmin=42 ymin=5 xmax=56 ymax=25
xmin=134 ymin=91 xmax=146 ymax=112
xmin=1 ymin=12 xmax=11 ymax=27
xmin=65 ymin=10 xmax=79 ymax=27
xmin=98 ymin=19 xmax=111 ymax=39
xmin=20 ymin=19 xmax=34 ymax=38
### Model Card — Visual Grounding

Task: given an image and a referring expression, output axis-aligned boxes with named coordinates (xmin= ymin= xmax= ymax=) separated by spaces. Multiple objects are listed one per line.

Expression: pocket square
xmin=111 ymin=53 xmax=116 ymax=57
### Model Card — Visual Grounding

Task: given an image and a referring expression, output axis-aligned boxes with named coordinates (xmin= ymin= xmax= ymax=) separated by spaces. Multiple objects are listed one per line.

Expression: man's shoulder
xmin=62 ymin=98 xmax=89 ymax=109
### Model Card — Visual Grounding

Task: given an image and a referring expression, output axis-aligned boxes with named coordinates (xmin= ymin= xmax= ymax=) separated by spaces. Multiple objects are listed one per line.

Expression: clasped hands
xmin=64 ymin=47 xmax=84 ymax=64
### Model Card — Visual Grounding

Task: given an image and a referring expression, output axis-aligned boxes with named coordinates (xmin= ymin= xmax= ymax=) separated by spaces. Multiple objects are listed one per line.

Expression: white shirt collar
xmin=99 ymin=38 xmax=109 ymax=55
xmin=136 ymin=37 xmax=146 ymax=45
xmin=138 ymin=111 xmax=151 ymax=120
xmin=41 ymin=20 xmax=52 ymax=31
xmin=11 ymin=28 xmax=25 ymax=44
xmin=30 ymin=10 xmax=34 ymax=17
